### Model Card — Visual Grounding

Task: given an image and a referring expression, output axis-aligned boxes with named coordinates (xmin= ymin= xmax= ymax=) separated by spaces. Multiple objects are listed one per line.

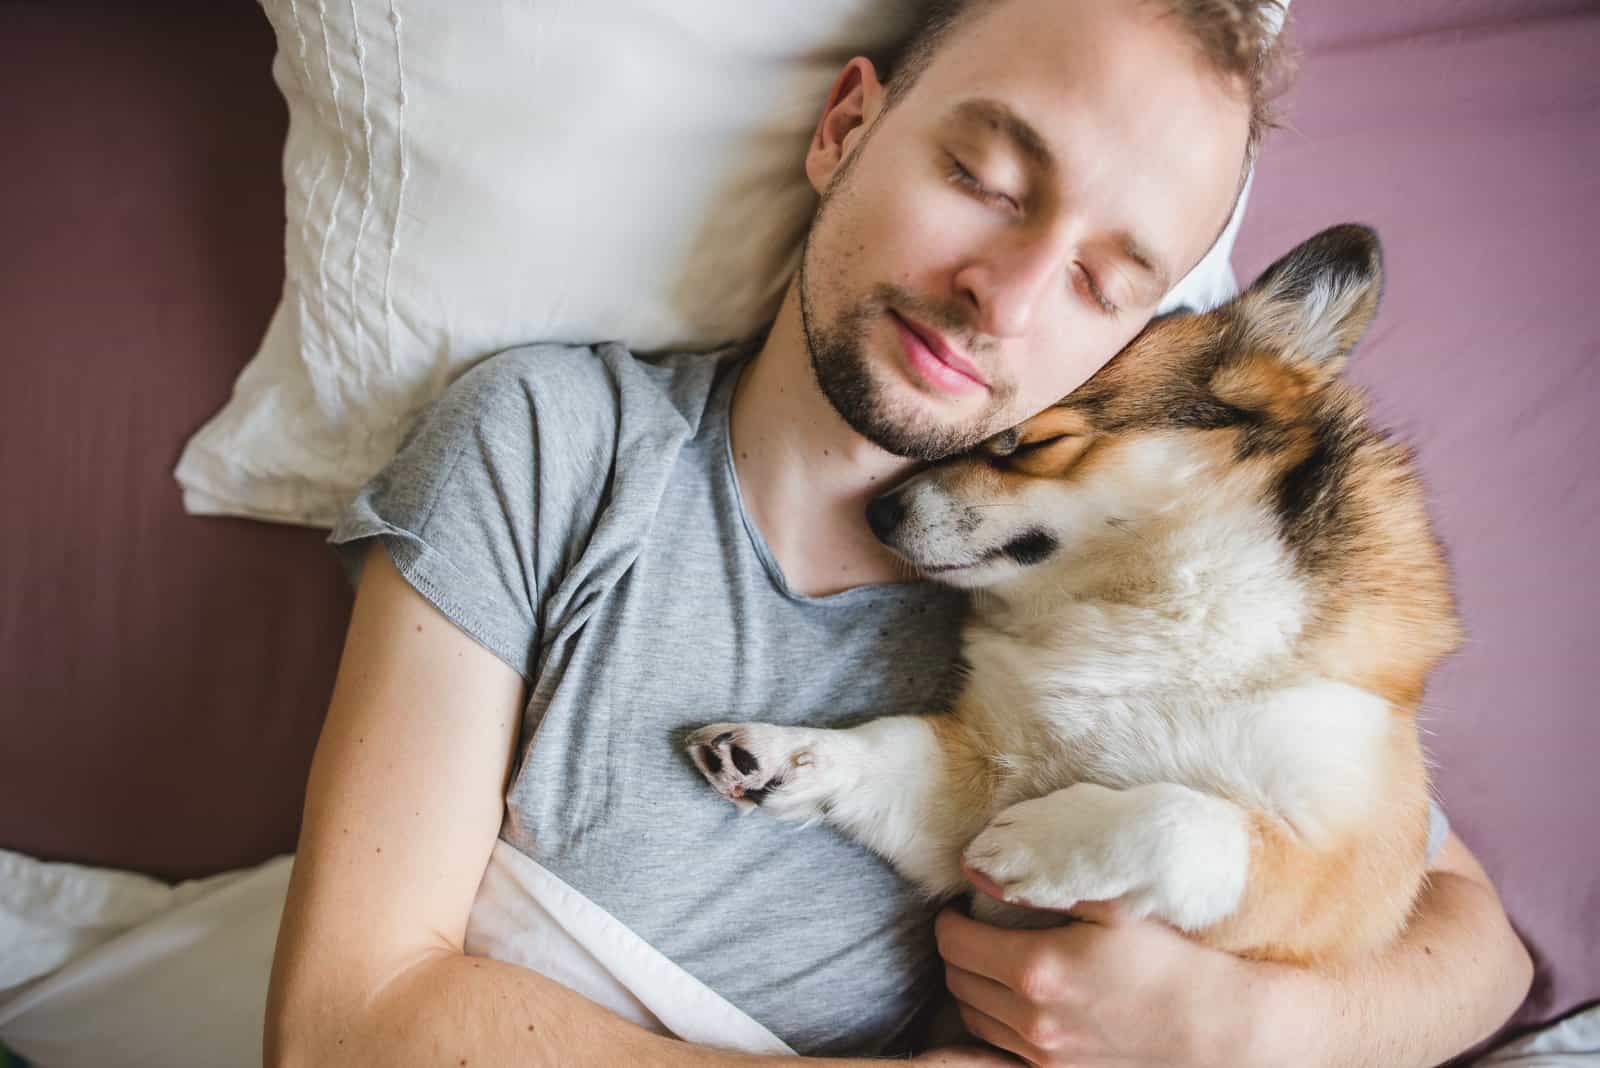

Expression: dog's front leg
xmin=686 ymin=715 xmax=980 ymax=896
xmin=963 ymin=782 xmax=1252 ymax=932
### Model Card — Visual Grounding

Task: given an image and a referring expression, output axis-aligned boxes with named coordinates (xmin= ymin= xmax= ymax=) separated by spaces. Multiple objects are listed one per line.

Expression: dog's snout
xmin=866 ymin=494 xmax=906 ymax=541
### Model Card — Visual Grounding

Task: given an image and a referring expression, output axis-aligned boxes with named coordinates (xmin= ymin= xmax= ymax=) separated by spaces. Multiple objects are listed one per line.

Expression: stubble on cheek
xmin=802 ymin=251 xmax=1017 ymax=459
xmin=797 ymin=128 xmax=1028 ymax=459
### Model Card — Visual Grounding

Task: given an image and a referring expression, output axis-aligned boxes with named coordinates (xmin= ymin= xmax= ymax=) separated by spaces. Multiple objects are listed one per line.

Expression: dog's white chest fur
xmin=960 ymin=498 xmax=1317 ymax=809
xmin=688 ymin=490 xmax=1398 ymax=936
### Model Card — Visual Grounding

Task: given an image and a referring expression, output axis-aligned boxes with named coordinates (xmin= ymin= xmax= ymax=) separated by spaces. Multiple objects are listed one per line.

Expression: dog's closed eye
xmin=986 ymin=429 xmax=1072 ymax=457
xmin=986 ymin=428 xmax=1025 ymax=457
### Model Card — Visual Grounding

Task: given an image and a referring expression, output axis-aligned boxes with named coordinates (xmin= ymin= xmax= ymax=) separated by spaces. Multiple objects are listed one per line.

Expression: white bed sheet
xmin=2 ymin=845 xmax=1591 ymax=1067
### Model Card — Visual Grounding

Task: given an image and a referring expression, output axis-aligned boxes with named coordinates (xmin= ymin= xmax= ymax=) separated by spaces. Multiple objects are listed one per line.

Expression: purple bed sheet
xmin=0 ymin=8 xmax=345 ymax=879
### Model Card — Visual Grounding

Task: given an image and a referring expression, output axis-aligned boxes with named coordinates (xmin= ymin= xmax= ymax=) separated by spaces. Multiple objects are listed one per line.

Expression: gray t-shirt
xmin=329 ymin=339 xmax=970 ymax=1055
xmin=328 ymin=339 xmax=1451 ymax=1055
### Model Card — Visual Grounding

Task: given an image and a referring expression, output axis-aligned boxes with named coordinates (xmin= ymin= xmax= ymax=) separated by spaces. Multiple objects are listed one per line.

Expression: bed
xmin=1 ymin=2 xmax=1594 ymax=1064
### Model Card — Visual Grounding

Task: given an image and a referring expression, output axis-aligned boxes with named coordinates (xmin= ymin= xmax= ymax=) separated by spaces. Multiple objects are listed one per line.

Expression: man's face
xmin=800 ymin=0 xmax=1252 ymax=460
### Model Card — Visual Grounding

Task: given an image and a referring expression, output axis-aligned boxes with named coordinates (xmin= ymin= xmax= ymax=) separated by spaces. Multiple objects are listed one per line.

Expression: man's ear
xmin=1234 ymin=223 xmax=1384 ymax=374
xmin=806 ymin=57 xmax=885 ymax=194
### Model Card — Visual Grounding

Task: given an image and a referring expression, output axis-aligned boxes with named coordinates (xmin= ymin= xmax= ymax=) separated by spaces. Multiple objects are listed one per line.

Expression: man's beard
xmin=797 ymin=185 xmax=1014 ymax=462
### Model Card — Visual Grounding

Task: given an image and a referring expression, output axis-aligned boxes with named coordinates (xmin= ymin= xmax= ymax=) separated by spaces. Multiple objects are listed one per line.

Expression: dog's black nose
xmin=866 ymin=494 xmax=906 ymax=540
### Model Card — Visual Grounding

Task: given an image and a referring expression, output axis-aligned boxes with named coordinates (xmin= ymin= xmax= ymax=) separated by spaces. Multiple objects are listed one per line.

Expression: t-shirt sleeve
xmin=1425 ymin=798 xmax=1451 ymax=866
xmin=326 ymin=346 xmax=612 ymax=684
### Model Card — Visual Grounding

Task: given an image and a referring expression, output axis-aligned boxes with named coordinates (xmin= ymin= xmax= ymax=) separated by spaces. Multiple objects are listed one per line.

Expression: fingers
xmin=935 ymin=905 xmax=1057 ymax=987
xmin=936 ymin=896 xmax=1134 ymax=991
xmin=944 ymin=963 xmax=1032 ymax=1034
xmin=946 ymin=960 xmax=1087 ymax=1062
xmin=956 ymin=1000 xmax=1049 ymax=1067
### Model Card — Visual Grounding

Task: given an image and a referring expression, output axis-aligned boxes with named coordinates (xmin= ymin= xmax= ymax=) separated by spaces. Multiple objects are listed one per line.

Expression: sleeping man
xmin=265 ymin=1 xmax=1532 ymax=1064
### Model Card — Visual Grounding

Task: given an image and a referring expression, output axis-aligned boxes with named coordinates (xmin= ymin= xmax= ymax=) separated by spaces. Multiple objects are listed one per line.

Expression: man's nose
xmin=954 ymin=234 xmax=1060 ymax=339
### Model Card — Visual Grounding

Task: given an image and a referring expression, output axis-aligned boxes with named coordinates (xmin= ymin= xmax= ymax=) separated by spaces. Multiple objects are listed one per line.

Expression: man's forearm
xmin=278 ymin=946 xmax=851 ymax=1061
xmin=275 ymin=948 xmax=867 ymax=1068
xmin=1256 ymin=868 xmax=1532 ymax=1068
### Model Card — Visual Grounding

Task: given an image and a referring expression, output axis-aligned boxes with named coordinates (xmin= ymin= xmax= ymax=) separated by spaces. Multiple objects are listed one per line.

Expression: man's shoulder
xmin=448 ymin=339 xmax=735 ymax=434
xmin=448 ymin=341 xmax=631 ymax=411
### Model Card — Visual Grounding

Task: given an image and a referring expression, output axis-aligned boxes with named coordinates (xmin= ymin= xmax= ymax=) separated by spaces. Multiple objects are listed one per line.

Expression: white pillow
xmin=175 ymin=0 xmax=1261 ymax=528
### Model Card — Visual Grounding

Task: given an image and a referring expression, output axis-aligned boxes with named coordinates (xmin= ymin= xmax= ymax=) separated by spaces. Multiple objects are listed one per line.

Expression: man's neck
xmin=729 ymin=286 xmax=922 ymax=597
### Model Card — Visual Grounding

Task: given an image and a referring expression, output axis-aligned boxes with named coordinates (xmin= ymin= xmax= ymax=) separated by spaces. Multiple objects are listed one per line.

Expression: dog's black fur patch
xmin=997 ymin=529 xmax=1059 ymax=567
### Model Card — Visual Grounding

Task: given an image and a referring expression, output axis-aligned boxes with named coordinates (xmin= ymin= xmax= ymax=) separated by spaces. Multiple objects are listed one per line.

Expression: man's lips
xmin=891 ymin=311 xmax=989 ymax=389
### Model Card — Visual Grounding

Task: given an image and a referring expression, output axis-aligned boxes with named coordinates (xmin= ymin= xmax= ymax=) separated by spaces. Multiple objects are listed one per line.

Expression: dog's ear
xmin=984 ymin=406 xmax=1095 ymax=477
xmin=1234 ymin=223 xmax=1383 ymax=375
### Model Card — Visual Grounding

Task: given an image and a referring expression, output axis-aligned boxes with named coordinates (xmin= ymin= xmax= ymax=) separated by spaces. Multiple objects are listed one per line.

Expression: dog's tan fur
xmin=691 ymin=225 xmax=1462 ymax=965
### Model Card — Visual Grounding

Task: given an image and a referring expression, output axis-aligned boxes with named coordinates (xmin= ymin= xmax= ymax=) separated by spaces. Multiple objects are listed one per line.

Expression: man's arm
xmin=936 ymin=832 xmax=1531 ymax=1067
xmin=266 ymin=544 xmax=1006 ymax=1068
xmin=1254 ymin=830 xmax=1533 ymax=1068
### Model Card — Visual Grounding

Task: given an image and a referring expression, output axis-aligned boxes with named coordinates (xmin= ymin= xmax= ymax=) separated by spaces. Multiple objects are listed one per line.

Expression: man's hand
xmin=940 ymin=832 xmax=1532 ymax=1068
xmin=935 ymin=886 xmax=1261 ymax=1068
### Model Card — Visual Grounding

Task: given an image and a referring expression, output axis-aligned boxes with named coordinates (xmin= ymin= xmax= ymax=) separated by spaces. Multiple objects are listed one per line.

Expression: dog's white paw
xmin=685 ymin=722 xmax=832 ymax=822
xmin=963 ymin=782 xmax=1249 ymax=931
xmin=964 ymin=785 xmax=1140 ymax=911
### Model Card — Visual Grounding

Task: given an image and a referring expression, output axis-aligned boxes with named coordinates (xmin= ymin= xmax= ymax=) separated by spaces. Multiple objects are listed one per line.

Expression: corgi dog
xmin=688 ymin=224 xmax=1462 ymax=963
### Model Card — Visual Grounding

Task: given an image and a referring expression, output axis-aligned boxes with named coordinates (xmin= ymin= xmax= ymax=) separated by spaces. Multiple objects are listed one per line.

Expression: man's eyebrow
xmin=1119 ymin=232 xmax=1172 ymax=296
xmin=950 ymin=97 xmax=1175 ymax=299
xmin=950 ymin=97 xmax=1055 ymax=174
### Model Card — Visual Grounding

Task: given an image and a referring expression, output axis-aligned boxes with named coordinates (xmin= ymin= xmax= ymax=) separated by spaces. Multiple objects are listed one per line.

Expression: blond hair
xmin=883 ymin=0 xmax=1294 ymax=173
